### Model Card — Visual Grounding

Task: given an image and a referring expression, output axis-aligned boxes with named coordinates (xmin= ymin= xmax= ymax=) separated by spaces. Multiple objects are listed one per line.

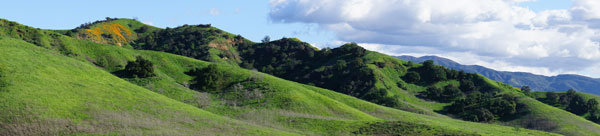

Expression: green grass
xmin=0 ymin=35 xmax=560 ymax=135
xmin=73 ymin=37 xmax=566 ymax=135
xmin=484 ymin=80 xmax=600 ymax=135
xmin=0 ymin=37 xmax=297 ymax=135
xmin=1 ymin=18 xmax=595 ymax=135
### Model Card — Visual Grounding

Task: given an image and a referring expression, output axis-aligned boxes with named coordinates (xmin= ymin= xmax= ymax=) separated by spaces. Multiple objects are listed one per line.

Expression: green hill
xmin=0 ymin=34 xmax=556 ymax=136
xmin=0 ymin=37 xmax=295 ymax=135
xmin=64 ymin=36 xmax=556 ymax=136
xmin=0 ymin=18 xmax=598 ymax=135
xmin=119 ymin=17 xmax=600 ymax=135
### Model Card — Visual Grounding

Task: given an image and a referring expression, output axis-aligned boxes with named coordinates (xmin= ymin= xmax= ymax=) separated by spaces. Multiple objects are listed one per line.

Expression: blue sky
xmin=0 ymin=0 xmax=571 ymax=47
xmin=6 ymin=0 xmax=600 ymax=78
xmin=520 ymin=0 xmax=572 ymax=12
xmin=0 ymin=0 xmax=336 ymax=47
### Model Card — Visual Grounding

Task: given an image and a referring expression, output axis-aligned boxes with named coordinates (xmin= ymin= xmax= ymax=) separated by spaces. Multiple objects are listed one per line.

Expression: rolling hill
xmin=1 ymin=18 xmax=600 ymax=135
xmin=397 ymin=55 xmax=600 ymax=95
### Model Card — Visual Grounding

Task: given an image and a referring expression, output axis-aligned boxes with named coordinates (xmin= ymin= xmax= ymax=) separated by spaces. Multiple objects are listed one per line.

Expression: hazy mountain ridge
xmin=396 ymin=55 xmax=600 ymax=94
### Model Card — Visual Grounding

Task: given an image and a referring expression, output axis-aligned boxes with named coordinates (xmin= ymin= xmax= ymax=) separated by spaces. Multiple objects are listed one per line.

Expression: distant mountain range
xmin=396 ymin=55 xmax=600 ymax=95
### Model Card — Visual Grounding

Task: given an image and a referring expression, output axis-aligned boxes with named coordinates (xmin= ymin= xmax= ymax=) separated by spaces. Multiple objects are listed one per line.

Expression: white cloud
xmin=209 ymin=8 xmax=221 ymax=16
xmin=269 ymin=0 xmax=600 ymax=77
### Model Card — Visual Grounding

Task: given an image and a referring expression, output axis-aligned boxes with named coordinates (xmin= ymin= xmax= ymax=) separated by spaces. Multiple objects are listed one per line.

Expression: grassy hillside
xmin=0 ymin=37 xmax=296 ymax=135
xmin=531 ymin=91 xmax=600 ymax=125
xmin=57 ymin=34 xmax=556 ymax=135
xmin=235 ymin=37 xmax=600 ymax=135
xmin=0 ymin=26 xmax=555 ymax=136
xmin=1 ymin=18 xmax=598 ymax=135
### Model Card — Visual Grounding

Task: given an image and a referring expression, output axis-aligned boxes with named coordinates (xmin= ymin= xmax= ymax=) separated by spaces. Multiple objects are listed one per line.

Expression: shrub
xmin=459 ymin=79 xmax=478 ymax=92
xmin=521 ymin=86 xmax=531 ymax=95
xmin=123 ymin=56 xmax=155 ymax=78
xmin=465 ymin=108 xmax=494 ymax=122
xmin=588 ymin=99 xmax=599 ymax=112
xmin=414 ymin=60 xmax=447 ymax=83
xmin=443 ymin=85 xmax=463 ymax=102
xmin=421 ymin=85 xmax=463 ymax=103
xmin=361 ymin=88 xmax=399 ymax=107
xmin=447 ymin=92 xmax=522 ymax=122
xmin=545 ymin=92 xmax=559 ymax=106
xmin=135 ymin=26 xmax=149 ymax=33
xmin=403 ymin=71 xmax=420 ymax=83
xmin=422 ymin=86 xmax=443 ymax=101
xmin=589 ymin=110 xmax=600 ymax=123
xmin=188 ymin=64 xmax=227 ymax=93
xmin=566 ymin=94 xmax=588 ymax=115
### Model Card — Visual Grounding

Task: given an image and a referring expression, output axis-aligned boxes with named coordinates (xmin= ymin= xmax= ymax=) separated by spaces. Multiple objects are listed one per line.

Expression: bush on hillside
xmin=122 ymin=56 xmax=155 ymax=78
xmin=418 ymin=60 xmax=447 ymax=82
xmin=420 ymin=85 xmax=463 ymax=103
xmin=360 ymin=88 xmax=399 ymax=107
xmin=447 ymin=92 xmax=523 ymax=122
xmin=135 ymin=26 xmax=150 ymax=33
xmin=544 ymin=92 xmax=560 ymax=106
xmin=566 ymin=94 xmax=588 ymax=115
xmin=521 ymin=86 xmax=531 ymax=95
xmin=463 ymin=108 xmax=495 ymax=122
xmin=536 ymin=89 xmax=600 ymax=124
xmin=550 ymin=89 xmax=593 ymax=115
xmin=187 ymin=64 xmax=228 ymax=93
xmin=588 ymin=99 xmax=599 ymax=112
xmin=589 ymin=110 xmax=600 ymax=123
xmin=403 ymin=71 xmax=420 ymax=83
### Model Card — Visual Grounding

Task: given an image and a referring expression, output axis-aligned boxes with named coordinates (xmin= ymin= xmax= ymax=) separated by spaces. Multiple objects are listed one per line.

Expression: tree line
xmin=404 ymin=60 xmax=526 ymax=122
xmin=537 ymin=89 xmax=600 ymax=124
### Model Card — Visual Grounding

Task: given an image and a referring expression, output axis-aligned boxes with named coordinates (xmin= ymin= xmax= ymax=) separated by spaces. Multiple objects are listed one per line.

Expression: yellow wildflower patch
xmin=82 ymin=23 xmax=132 ymax=46
xmin=101 ymin=24 xmax=131 ymax=45
xmin=85 ymin=28 xmax=103 ymax=42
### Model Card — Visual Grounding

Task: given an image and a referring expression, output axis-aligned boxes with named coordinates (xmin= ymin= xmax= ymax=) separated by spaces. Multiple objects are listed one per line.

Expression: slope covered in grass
xmin=1 ymin=18 xmax=597 ymax=135
xmin=0 ymin=32 xmax=556 ymax=135
xmin=0 ymin=37 xmax=297 ymax=135
xmin=46 ymin=34 xmax=560 ymax=135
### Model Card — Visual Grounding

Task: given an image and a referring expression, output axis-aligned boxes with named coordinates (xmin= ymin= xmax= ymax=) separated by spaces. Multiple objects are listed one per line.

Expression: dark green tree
xmin=123 ymin=56 xmax=155 ymax=78
xmin=190 ymin=64 xmax=226 ymax=93
xmin=360 ymin=88 xmax=398 ymax=107
xmin=443 ymin=85 xmax=463 ymax=102
xmin=566 ymin=94 xmax=588 ymax=115
xmin=470 ymin=108 xmax=495 ymax=122
xmin=262 ymin=35 xmax=270 ymax=43
xmin=403 ymin=71 xmax=421 ymax=83
xmin=459 ymin=79 xmax=477 ymax=92
xmin=423 ymin=60 xmax=434 ymax=68
xmin=418 ymin=60 xmax=447 ymax=82
xmin=423 ymin=86 xmax=443 ymax=100
xmin=545 ymin=92 xmax=559 ymax=106
xmin=587 ymin=99 xmax=599 ymax=112
xmin=521 ymin=86 xmax=531 ymax=95
xmin=589 ymin=110 xmax=600 ymax=123
xmin=335 ymin=60 xmax=347 ymax=71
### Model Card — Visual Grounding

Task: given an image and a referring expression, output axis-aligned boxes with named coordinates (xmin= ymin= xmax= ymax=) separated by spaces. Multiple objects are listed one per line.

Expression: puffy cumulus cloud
xmin=269 ymin=0 xmax=600 ymax=77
